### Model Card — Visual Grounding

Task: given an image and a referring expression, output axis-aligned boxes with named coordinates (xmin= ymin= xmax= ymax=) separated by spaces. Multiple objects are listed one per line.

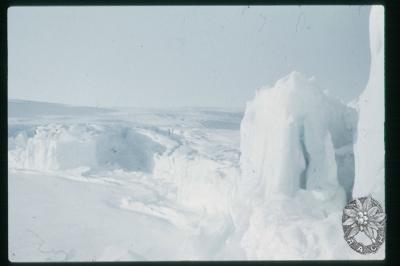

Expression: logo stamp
xmin=342 ymin=196 xmax=386 ymax=254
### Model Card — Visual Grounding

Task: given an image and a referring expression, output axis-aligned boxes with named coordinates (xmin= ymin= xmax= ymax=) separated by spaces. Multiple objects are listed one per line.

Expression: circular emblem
xmin=342 ymin=196 xmax=386 ymax=254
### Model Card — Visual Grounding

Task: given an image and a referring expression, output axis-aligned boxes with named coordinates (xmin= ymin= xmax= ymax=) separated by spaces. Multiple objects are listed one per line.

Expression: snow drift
xmin=153 ymin=150 xmax=239 ymax=215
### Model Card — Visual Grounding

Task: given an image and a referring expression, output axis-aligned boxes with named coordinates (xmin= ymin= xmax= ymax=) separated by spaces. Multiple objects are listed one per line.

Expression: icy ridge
xmin=8 ymin=124 xmax=166 ymax=173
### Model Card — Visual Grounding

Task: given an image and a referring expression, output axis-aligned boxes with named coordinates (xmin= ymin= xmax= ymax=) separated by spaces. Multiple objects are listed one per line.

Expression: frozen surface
xmin=8 ymin=101 xmax=244 ymax=261
xmin=8 ymin=7 xmax=384 ymax=261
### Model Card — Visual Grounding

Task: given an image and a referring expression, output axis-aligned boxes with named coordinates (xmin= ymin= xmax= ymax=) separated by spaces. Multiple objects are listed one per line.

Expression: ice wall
xmin=352 ymin=6 xmax=385 ymax=204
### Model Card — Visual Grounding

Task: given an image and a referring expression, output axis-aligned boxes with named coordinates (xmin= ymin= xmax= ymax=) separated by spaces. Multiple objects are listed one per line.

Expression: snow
xmin=8 ymin=6 xmax=384 ymax=261
xmin=8 ymin=171 xmax=190 ymax=261
xmin=352 ymin=5 xmax=385 ymax=205
xmin=8 ymin=102 xmax=243 ymax=261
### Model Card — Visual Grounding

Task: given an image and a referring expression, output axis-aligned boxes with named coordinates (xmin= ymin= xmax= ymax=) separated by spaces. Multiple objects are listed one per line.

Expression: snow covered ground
xmin=8 ymin=102 xmax=246 ymax=261
xmin=8 ymin=6 xmax=384 ymax=262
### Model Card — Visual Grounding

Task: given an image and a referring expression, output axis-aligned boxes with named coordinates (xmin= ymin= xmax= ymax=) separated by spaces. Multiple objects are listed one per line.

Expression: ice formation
xmin=238 ymin=71 xmax=356 ymax=203
xmin=352 ymin=5 xmax=385 ymax=204
xmin=234 ymin=71 xmax=358 ymax=259
xmin=8 ymin=124 xmax=165 ymax=173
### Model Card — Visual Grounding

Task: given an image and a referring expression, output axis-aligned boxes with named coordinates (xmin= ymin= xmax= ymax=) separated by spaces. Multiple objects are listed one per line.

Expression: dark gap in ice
xmin=299 ymin=122 xmax=309 ymax=190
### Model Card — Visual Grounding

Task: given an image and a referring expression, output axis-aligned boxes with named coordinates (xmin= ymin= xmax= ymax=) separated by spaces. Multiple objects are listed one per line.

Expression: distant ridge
xmin=8 ymin=99 xmax=114 ymax=117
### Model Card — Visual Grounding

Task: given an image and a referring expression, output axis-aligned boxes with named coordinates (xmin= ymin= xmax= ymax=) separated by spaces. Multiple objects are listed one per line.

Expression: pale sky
xmin=8 ymin=6 xmax=371 ymax=108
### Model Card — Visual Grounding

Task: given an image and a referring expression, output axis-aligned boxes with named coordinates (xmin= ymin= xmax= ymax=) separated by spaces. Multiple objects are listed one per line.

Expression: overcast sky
xmin=8 ymin=6 xmax=371 ymax=108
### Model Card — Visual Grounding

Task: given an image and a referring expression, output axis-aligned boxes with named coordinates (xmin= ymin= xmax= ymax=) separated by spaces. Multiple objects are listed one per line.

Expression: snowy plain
xmin=8 ymin=102 xmax=246 ymax=261
xmin=8 ymin=5 xmax=384 ymax=262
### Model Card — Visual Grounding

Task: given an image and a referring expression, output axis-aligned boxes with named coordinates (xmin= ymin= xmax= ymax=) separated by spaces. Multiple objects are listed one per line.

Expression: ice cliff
xmin=352 ymin=5 xmax=385 ymax=204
